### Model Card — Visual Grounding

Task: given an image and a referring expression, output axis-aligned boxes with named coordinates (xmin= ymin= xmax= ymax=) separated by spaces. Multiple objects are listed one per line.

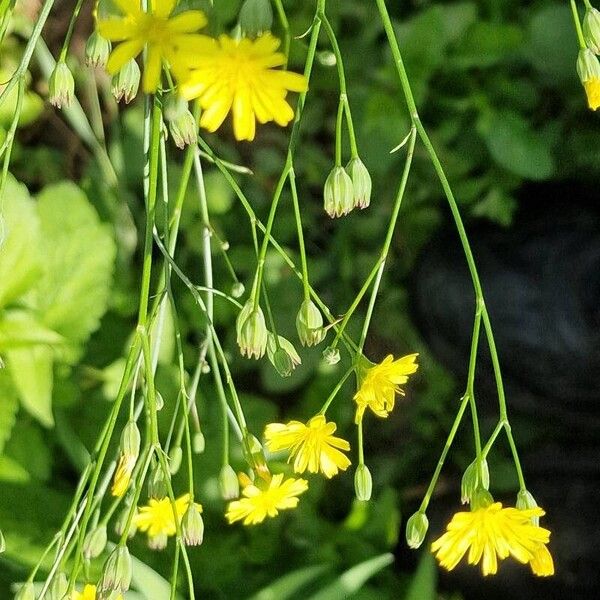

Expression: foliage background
xmin=0 ymin=0 xmax=598 ymax=597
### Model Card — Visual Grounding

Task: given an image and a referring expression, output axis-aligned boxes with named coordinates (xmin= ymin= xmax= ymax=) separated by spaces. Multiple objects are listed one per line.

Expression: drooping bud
xmin=296 ymin=299 xmax=326 ymax=346
xmin=83 ymin=524 xmax=108 ymax=559
xmin=236 ymin=300 xmax=268 ymax=359
xmin=460 ymin=458 xmax=489 ymax=505
xmin=114 ymin=506 xmax=136 ymax=539
xmin=576 ymin=48 xmax=600 ymax=111
xmin=14 ymin=581 xmax=36 ymax=600
xmin=354 ymin=463 xmax=372 ymax=501
xmin=148 ymin=464 xmax=167 ymax=499
xmin=219 ymin=464 xmax=240 ymax=500
xmin=169 ymin=446 xmax=183 ymax=475
xmin=405 ymin=511 xmax=429 ymax=549
xmin=346 ymin=157 xmax=372 ymax=209
xmin=247 ymin=434 xmax=269 ymax=479
xmin=181 ymin=503 xmax=204 ymax=546
xmin=324 ymin=166 xmax=354 ymax=218
xmin=193 ymin=431 xmax=205 ymax=454
xmin=155 ymin=390 xmax=164 ymax=411
xmin=470 ymin=488 xmax=494 ymax=511
xmin=111 ymin=420 xmax=140 ymax=497
xmin=231 ymin=282 xmax=245 ymax=298
xmin=163 ymin=93 xmax=188 ymax=122
xmin=111 ymin=58 xmax=140 ymax=104
xmin=48 ymin=61 xmax=75 ymax=109
xmin=0 ymin=528 xmax=4 ymax=553
xmin=97 ymin=545 xmax=132 ymax=599
xmin=516 ymin=489 xmax=540 ymax=526
xmin=169 ymin=108 xmax=198 ymax=149
xmin=239 ymin=0 xmax=273 ymax=38
xmin=266 ymin=333 xmax=301 ymax=377
xmin=148 ymin=533 xmax=168 ymax=551
xmin=47 ymin=572 xmax=68 ymax=600
xmin=583 ymin=7 xmax=600 ymax=54
xmin=85 ymin=31 xmax=111 ymax=68
xmin=322 ymin=346 xmax=340 ymax=365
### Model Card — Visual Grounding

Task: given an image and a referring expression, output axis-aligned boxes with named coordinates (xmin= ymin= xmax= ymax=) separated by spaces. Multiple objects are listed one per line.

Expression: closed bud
xmin=14 ymin=581 xmax=36 ymax=600
xmin=121 ymin=420 xmax=141 ymax=457
xmin=470 ymin=488 xmax=494 ymax=510
xmin=322 ymin=346 xmax=340 ymax=365
xmin=584 ymin=7 xmax=600 ymax=54
xmin=219 ymin=464 xmax=240 ymax=500
xmin=346 ymin=157 xmax=372 ymax=209
xmin=148 ymin=464 xmax=167 ymax=499
xmin=324 ymin=166 xmax=354 ymax=218
xmin=405 ymin=511 xmax=429 ymax=549
xmin=114 ymin=506 xmax=136 ymax=539
xmin=236 ymin=300 xmax=268 ymax=359
xmin=296 ymin=299 xmax=326 ymax=346
xmin=163 ymin=93 xmax=188 ymax=122
xmin=155 ymin=390 xmax=164 ymax=411
xmin=148 ymin=533 xmax=168 ymax=551
xmin=85 ymin=31 xmax=111 ymax=68
xmin=231 ymin=282 xmax=245 ymax=298
xmin=576 ymin=48 xmax=600 ymax=110
xmin=516 ymin=489 xmax=540 ymax=526
xmin=0 ymin=528 xmax=4 ymax=553
xmin=83 ymin=524 xmax=107 ymax=559
xmin=169 ymin=109 xmax=198 ymax=149
xmin=354 ymin=464 xmax=372 ymax=501
xmin=48 ymin=61 xmax=74 ymax=109
xmin=169 ymin=446 xmax=183 ymax=475
xmin=97 ymin=545 xmax=132 ymax=598
xmin=239 ymin=0 xmax=273 ymax=37
xmin=193 ymin=431 xmax=205 ymax=454
xmin=266 ymin=333 xmax=301 ymax=377
xmin=47 ymin=572 xmax=68 ymax=600
xmin=460 ymin=458 xmax=489 ymax=504
xmin=181 ymin=503 xmax=204 ymax=546
xmin=246 ymin=434 xmax=269 ymax=478
xmin=111 ymin=421 xmax=141 ymax=496
xmin=111 ymin=59 xmax=140 ymax=104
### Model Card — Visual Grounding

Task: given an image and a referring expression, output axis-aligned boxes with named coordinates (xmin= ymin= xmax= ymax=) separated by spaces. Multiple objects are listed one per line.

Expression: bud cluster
xmin=323 ymin=157 xmax=372 ymax=218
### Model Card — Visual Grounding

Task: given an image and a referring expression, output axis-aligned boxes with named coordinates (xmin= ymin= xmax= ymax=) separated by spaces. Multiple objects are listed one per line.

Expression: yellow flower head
xmin=72 ymin=584 xmax=123 ymax=600
xmin=111 ymin=453 xmax=136 ymax=497
xmin=264 ymin=415 xmax=351 ymax=478
xmin=431 ymin=501 xmax=554 ymax=576
xmin=97 ymin=0 xmax=208 ymax=92
xmin=225 ymin=473 xmax=308 ymax=525
xmin=584 ymin=78 xmax=600 ymax=110
xmin=133 ymin=493 xmax=202 ymax=541
xmin=353 ymin=353 xmax=418 ymax=423
xmin=179 ymin=33 xmax=308 ymax=141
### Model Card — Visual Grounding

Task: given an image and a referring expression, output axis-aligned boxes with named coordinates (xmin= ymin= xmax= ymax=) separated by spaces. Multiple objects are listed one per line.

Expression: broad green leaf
xmin=307 ymin=554 xmax=394 ymax=600
xmin=5 ymin=345 xmax=53 ymax=427
xmin=0 ymin=175 xmax=41 ymax=309
xmin=35 ymin=181 xmax=116 ymax=349
xmin=0 ymin=455 xmax=30 ymax=482
xmin=0 ymin=309 xmax=63 ymax=351
xmin=4 ymin=421 xmax=52 ymax=481
xmin=404 ymin=553 xmax=437 ymax=600
xmin=248 ymin=565 xmax=329 ymax=600
xmin=0 ymin=371 xmax=19 ymax=454
xmin=128 ymin=547 xmax=184 ymax=600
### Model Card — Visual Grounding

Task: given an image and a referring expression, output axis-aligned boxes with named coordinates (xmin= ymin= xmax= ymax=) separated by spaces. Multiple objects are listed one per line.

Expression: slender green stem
xmin=289 ymin=167 xmax=311 ymax=303
xmin=318 ymin=366 xmax=355 ymax=414
xmin=334 ymin=96 xmax=344 ymax=165
xmin=571 ymin=0 xmax=587 ymax=48
xmin=466 ymin=309 xmax=482 ymax=461
xmin=272 ymin=0 xmax=291 ymax=62
xmin=357 ymin=420 xmax=365 ymax=464
xmin=481 ymin=420 xmax=505 ymax=458
xmin=59 ymin=0 xmax=85 ymax=61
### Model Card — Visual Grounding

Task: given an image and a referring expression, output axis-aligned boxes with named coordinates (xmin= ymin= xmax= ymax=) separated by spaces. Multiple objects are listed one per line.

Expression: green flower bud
xmin=354 ymin=464 xmax=372 ymax=501
xmin=219 ymin=464 xmax=240 ymax=500
xmin=181 ymin=503 xmax=204 ymax=546
xmin=114 ymin=506 xmax=136 ymax=539
xmin=14 ymin=581 xmax=36 ymax=600
xmin=111 ymin=58 xmax=140 ymax=104
xmin=246 ymin=434 xmax=269 ymax=478
xmin=0 ymin=528 xmax=4 ymax=553
xmin=148 ymin=464 xmax=167 ymax=499
xmin=163 ymin=93 xmax=188 ymax=122
xmin=48 ymin=61 xmax=74 ymax=109
xmin=346 ymin=157 xmax=372 ymax=209
xmin=267 ymin=333 xmax=301 ymax=377
xmin=148 ymin=533 xmax=168 ymax=551
xmin=231 ymin=282 xmax=245 ymax=298
xmin=120 ymin=420 xmax=141 ymax=458
xmin=460 ymin=458 xmax=489 ymax=505
xmin=97 ymin=545 xmax=132 ymax=598
xmin=83 ymin=524 xmax=108 ymax=559
xmin=47 ymin=572 xmax=68 ymax=600
xmin=516 ymin=489 xmax=539 ymax=526
xmin=169 ymin=446 xmax=183 ymax=475
xmin=239 ymin=0 xmax=273 ymax=38
xmin=193 ymin=431 xmax=205 ymax=454
xmin=324 ymin=166 xmax=354 ymax=218
xmin=470 ymin=488 xmax=494 ymax=511
xmin=169 ymin=109 xmax=198 ymax=149
xmin=577 ymin=47 xmax=600 ymax=84
xmin=322 ymin=346 xmax=340 ymax=365
xmin=296 ymin=299 xmax=326 ymax=346
xmin=85 ymin=31 xmax=111 ymax=68
xmin=236 ymin=300 xmax=268 ymax=359
xmin=584 ymin=7 xmax=600 ymax=55
xmin=405 ymin=511 xmax=429 ymax=549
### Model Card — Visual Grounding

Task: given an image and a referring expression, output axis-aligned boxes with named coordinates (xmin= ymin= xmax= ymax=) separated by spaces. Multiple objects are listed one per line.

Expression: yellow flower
xmin=431 ymin=502 xmax=554 ymax=576
xmin=111 ymin=454 xmax=136 ymax=497
xmin=134 ymin=493 xmax=202 ymax=541
xmin=97 ymin=0 xmax=208 ymax=92
xmin=72 ymin=584 xmax=123 ymax=600
xmin=179 ymin=33 xmax=308 ymax=141
xmin=226 ymin=473 xmax=308 ymax=525
xmin=584 ymin=79 xmax=600 ymax=110
xmin=353 ymin=354 xmax=418 ymax=423
xmin=265 ymin=415 xmax=351 ymax=478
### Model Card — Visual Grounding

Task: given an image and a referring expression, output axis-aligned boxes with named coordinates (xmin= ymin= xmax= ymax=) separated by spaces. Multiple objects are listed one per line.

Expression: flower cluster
xmin=576 ymin=4 xmax=600 ymax=109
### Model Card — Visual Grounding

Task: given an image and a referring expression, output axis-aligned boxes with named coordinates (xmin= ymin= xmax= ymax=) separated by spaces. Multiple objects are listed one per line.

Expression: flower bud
xmin=219 ymin=464 xmax=240 ymax=500
xmin=85 ymin=31 xmax=111 ymax=68
xmin=296 ymin=299 xmax=326 ymax=346
xmin=14 ymin=581 xmax=36 ymax=600
xmin=181 ymin=503 xmax=204 ymax=546
xmin=148 ymin=464 xmax=167 ymax=499
xmin=193 ymin=431 xmax=205 ymax=454
xmin=148 ymin=533 xmax=168 ymax=551
xmin=405 ymin=511 xmax=429 ymax=549
xmin=114 ymin=506 xmax=136 ymax=539
xmin=322 ymin=346 xmax=340 ymax=365
xmin=47 ymin=572 xmax=68 ymax=600
xmin=584 ymin=7 xmax=600 ymax=54
xmin=236 ymin=300 xmax=268 ymax=359
xmin=97 ymin=545 xmax=132 ymax=598
xmin=516 ymin=489 xmax=540 ymax=526
xmin=354 ymin=464 xmax=372 ymax=501
xmin=155 ymin=390 xmax=164 ymax=411
xmin=239 ymin=0 xmax=273 ymax=37
xmin=231 ymin=282 xmax=245 ymax=298
xmin=163 ymin=93 xmax=188 ymax=122
xmin=169 ymin=446 xmax=183 ymax=475
xmin=0 ymin=528 xmax=4 ymax=553
xmin=169 ymin=109 xmax=198 ymax=149
xmin=346 ymin=157 xmax=372 ymax=209
xmin=246 ymin=434 xmax=269 ymax=478
xmin=111 ymin=421 xmax=141 ymax=498
xmin=83 ymin=524 xmax=108 ymax=559
xmin=48 ymin=61 xmax=75 ymax=109
xmin=324 ymin=166 xmax=354 ymax=218
xmin=576 ymin=48 xmax=600 ymax=110
xmin=266 ymin=333 xmax=301 ymax=377
xmin=460 ymin=458 xmax=489 ymax=505
xmin=121 ymin=420 xmax=141 ymax=457
xmin=111 ymin=58 xmax=140 ymax=104
xmin=470 ymin=488 xmax=494 ymax=510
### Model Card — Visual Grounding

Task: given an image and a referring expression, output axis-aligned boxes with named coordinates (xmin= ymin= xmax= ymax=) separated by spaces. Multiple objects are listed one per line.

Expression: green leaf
xmin=0 ymin=371 xmax=19 ymax=454
xmin=0 ymin=309 xmax=63 ymax=351
xmin=248 ymin=565 xmax=329 ymax=600
xmin=307 ymin=554 xmax=394 ymax=600
xmin=0 ymin=175 xmax=41 ymax=309
xmin=5 ymin=346 xmax=54 ymax=427
xmin=404 ymin=553 xmax=437 ymax=600
xmin=452 ymin=22 xmax=523 ymax=68
xmin=35 ymin=181 xmax=116 ymax=350
xmin=128 ymin=547 xmax=184 ymax=600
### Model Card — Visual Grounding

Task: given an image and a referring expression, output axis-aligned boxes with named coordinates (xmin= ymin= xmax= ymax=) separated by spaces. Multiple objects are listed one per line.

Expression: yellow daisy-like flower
xmin=431 ymin=502 xmax=554 ymax=576
xmin=584 ymin=78 xmax=600 ymax=110
xmin=97 ymin=0 xmax=208 ymax=92
xmin=111 ymin=453 xmax=136 ymax=498
xmin=353 ymin=353 xmax=418 ymax=423
xmin=264 ymin=415 xmax=351 ymax=478
xmin=225 ymin=473 xmax=308 ymax=525
xmin=179 ymin=33 xmax=308 ymax=141
xmin=134 ymin=493 xmax=202 ymax=541
xmin=72 ymin=584 xmax=123 ymax=600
